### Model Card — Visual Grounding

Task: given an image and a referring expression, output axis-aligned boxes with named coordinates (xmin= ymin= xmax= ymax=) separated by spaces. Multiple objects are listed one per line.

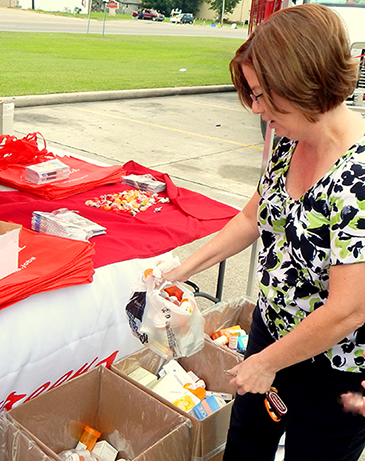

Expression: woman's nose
xmin=251 ymin=100 xmax=264 ymax=115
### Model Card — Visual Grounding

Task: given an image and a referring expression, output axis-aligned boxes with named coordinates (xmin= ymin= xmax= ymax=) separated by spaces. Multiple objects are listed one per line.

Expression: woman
xmin=163 ymin=4 xmax=365 ymax=460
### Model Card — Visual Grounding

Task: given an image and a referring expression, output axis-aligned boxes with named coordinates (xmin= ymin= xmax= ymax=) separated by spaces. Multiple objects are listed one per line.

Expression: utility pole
xmin=32 ymin=0 xmax=35 ymax=9
xmin=87 ymin=0 xmax=92 ymax=33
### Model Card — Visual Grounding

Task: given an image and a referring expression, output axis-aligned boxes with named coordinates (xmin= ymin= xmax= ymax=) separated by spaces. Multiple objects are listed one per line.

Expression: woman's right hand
xmin=151 ymin=257 xmax=190 ymax=283
xmin=162 ymin=263 xmax=190 ymax=283
xmin=341 ymin=384 xmax=365 ymax=416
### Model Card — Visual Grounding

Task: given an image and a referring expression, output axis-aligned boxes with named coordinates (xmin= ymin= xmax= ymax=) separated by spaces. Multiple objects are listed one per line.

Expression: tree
xmin=140 ymin=0 xmax=200 ymax=16
xmin=204 ymin=0 xmax=241 ymax=20
xmin=91 ymin=0 xmax=106 ymax=11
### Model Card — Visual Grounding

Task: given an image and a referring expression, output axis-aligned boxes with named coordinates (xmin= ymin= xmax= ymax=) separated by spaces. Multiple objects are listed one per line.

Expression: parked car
xmin=170 ymin=13 xmax=194 ymax=24
xmin=132 ymin=9 xmax=165 ymax=21
xmin=180 ymin=13 xmax=194 ymax=24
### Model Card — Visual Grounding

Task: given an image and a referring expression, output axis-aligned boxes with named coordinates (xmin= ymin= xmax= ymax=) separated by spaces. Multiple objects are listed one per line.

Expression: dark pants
xmin=223 ymin=307 xmax=365 ymax=461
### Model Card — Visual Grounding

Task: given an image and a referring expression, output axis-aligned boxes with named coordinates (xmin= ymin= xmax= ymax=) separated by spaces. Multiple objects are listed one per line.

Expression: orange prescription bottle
xmin=76 ymin=425 xmax=101 ymax=451
xmin=228 ymin=330 xmax=240 ymax=350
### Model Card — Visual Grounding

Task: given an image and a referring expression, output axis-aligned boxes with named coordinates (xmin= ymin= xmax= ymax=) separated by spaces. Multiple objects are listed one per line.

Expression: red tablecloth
xmin=0 ymin=162 xmax=239 ymax=269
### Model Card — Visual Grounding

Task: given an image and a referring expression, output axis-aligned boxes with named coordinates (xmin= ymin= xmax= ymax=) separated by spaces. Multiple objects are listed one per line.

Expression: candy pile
xmin=85 ymin=190 xmax=170 ymax=216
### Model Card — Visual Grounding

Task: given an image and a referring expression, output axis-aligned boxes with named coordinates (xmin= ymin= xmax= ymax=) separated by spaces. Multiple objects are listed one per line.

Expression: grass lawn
xmin=0 ymin=32 xmax=242 ymax=97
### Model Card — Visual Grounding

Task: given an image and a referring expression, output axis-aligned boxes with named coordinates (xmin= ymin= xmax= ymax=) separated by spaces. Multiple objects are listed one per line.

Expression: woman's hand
xmin=227 ymin=352 xmax=276 ymax=395
xmin=341 ymin=348 xmax=365 ymax=416
xmin=161 ymin=264 xmax=190 ymax=283
xmin=341 ymin=382 xmax=365 ymax=416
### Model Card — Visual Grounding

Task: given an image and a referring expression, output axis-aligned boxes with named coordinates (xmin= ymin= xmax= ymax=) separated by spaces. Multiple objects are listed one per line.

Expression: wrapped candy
xmin=85 ymin=190 xmax=169 ymax=216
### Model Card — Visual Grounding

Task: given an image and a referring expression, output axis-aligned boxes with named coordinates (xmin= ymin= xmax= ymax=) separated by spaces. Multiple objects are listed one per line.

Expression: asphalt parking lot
xmin=11 ymin=88 xmax=264 ymax=308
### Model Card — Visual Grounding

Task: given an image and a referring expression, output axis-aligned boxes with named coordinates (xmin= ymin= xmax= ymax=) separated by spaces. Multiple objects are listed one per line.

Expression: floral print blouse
xmin=257 ymin=136 xmax=365 ymax=372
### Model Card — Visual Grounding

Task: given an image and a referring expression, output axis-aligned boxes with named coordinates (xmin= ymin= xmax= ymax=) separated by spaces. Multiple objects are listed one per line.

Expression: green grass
xmin=0 ymin=32 xmax=242 ymax=97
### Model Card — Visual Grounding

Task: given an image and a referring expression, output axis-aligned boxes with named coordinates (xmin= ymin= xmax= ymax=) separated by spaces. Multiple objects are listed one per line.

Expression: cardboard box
xmin=203 ymin=297 xmax=256 ymax=358
xmin=9 ymin=366 xmax=192 ymax=461
xmin=0 ymin=411 xmax=54 ymax=461
xmin=111 ymin=339 xmax=242 ymax=461
xmin=203 ymin=296 xmax=256 ymax=337
xmin=0 ymin=221 xmax=21 ymax=280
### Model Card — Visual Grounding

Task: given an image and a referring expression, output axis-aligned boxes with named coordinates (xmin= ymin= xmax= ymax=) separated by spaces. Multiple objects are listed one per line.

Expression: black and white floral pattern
xmin=257 ymin=136 xmax=365 ymax=372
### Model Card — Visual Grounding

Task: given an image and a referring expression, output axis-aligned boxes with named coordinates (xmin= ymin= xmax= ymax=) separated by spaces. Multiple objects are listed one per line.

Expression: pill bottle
xmin=228 ymin=330 xmax=240 ymax=350
xmin=76 ymin=425 xmax=101 ymax=451
xmin=211 ymin=330 xmax=222 ymax=340
xmin=58 ymin=449 xmax=98 ymax=461
xmin=213 ymin=335 xmax=228 ymax=346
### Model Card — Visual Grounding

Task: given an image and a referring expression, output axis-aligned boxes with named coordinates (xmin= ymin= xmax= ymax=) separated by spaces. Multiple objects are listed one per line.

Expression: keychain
xmin=265 ymin=387 xmax=287 ymax=422
xmin=224 ymin=371 xmax=287 ymax=422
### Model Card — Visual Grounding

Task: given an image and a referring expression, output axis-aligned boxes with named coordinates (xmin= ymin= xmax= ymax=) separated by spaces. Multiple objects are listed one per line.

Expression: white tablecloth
xmin=0 ymin=248 xmax=173 ymax=410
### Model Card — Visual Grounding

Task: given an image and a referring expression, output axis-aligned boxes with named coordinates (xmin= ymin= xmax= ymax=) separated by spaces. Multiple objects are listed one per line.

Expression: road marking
xmin=185 ymin=100 xmax=246 ymax=112
xmin=74 ymin=107 xmax=263 ymax=150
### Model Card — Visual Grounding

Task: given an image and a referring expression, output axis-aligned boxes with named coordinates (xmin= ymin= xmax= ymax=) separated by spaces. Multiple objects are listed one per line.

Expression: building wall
xmin=197 ymin=0 xmax=250 ymax=23
xmin=15 ymin=0 xmax=138 ymax=14
xmin=117 ymin=1 xmax=140 ymax=14
xmin=17 ymin=0 xmax=88 ymax=13
xmin=0 ymin=0 xmax=19 ymax=6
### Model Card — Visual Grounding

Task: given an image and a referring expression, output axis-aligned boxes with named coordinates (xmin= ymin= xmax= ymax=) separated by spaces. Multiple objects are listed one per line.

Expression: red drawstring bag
xmin=0 ymin=133 xmax=126 ymax=200
xmin=0 ymin=132 xmax=54 ymax=166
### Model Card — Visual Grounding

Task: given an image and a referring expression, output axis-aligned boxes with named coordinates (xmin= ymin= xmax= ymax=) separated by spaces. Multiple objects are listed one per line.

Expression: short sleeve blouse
xmin=257 ymin=136 xmax=365 ymax=372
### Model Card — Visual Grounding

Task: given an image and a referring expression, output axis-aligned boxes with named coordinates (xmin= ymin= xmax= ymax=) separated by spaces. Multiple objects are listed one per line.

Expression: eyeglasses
xmin=250 ymin=92 xmax=264 ymax=106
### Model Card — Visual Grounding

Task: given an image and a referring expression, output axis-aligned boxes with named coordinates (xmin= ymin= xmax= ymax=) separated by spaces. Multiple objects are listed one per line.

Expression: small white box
xmin=0 ymin=222 xmax=21 ymax=280
xmin=159 ymin=360 xmax=192 ymax=386
xmin=128 ymin=366 xmax=158 ymax=389
xmin=152 ymin=373 xmax=200 ymax=407
xmin=91 ymin=440 xmax=118 ymax=461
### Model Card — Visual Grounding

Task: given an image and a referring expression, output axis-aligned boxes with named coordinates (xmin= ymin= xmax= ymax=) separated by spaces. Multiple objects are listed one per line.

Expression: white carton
xmin=92 ymin=440 xmax=118 ymax=461
xmin=0 ymin=222 xmax=21 ymax=280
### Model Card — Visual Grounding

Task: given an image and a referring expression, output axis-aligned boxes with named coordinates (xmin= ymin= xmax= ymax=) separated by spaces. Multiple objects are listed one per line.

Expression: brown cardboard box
xmin=111 ymin=339 xmax=241 ymax=461
xmin=0 ymin=411 xmax=54 ymax=461
xmin=203 ymin=296 xmax=256 ymax=337
xmin=202 ymin=297 xmax=256 ymax=359
xmin=9 ymin=366 xmax=192 ymax=461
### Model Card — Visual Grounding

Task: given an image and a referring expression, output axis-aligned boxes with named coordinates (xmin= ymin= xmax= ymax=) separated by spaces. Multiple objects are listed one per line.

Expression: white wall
xmin=0 ymin=0 xmax=19 ymax=6
xmin=18 ymin=0 xmax=89 ymax=13
xmin=197 ymin=0 xmax=250 ymax=24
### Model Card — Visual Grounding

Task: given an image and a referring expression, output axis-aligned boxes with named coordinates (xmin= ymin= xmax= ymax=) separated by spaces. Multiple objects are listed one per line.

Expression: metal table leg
xmin=185 ymin=260 xmax=226 ymax=303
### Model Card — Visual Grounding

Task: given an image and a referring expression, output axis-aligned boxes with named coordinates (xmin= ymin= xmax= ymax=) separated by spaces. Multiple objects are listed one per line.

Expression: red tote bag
xmin=0 ymin=226 xmax=95 ymax=310
xmin=0 ymin=132 xmax=125 ymax=200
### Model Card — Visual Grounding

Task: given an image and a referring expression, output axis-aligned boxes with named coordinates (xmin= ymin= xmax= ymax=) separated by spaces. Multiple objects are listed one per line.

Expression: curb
xmin=1 ymin=85 xmax=236 ymax=108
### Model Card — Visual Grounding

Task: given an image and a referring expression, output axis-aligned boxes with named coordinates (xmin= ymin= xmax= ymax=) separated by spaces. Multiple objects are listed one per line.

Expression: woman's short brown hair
xmin=230 ymin=3 xmax=359 ymax=121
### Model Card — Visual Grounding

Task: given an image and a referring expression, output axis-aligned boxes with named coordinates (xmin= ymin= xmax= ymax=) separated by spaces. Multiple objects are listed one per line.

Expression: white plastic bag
xmin=126 ymin=258 xmax=204 ymax=360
